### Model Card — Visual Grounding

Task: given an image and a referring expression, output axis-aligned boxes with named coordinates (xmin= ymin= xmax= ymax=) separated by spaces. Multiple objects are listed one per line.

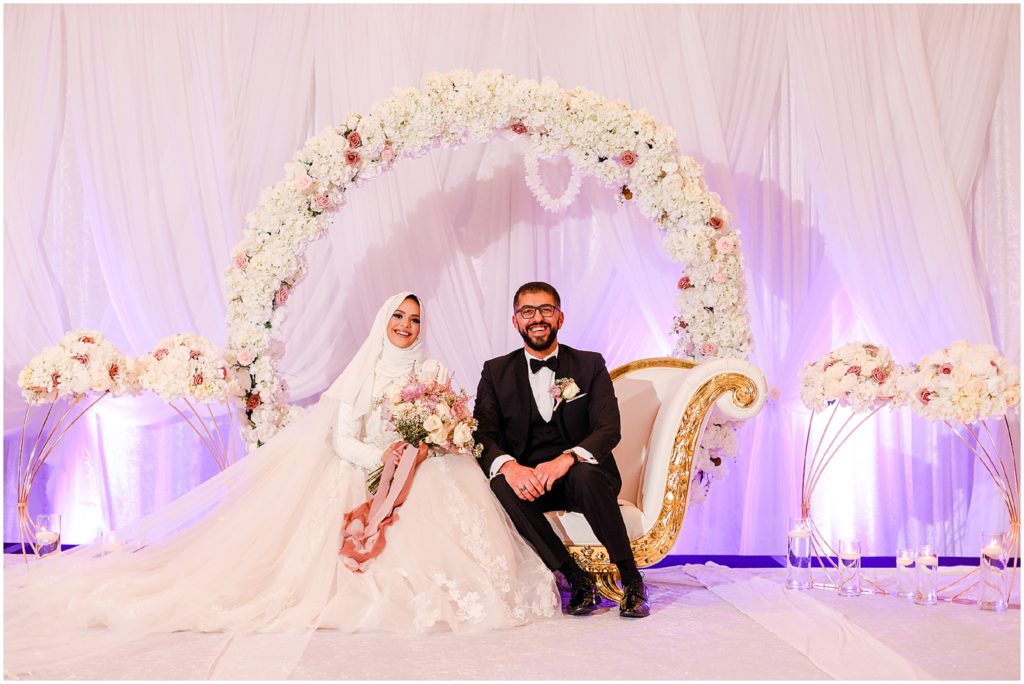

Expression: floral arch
xmin=225 ymin=69 xmax=753 ymax=489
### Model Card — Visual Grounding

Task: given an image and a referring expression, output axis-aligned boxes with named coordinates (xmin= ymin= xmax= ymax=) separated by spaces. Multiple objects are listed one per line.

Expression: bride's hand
xmin=385 ymin=440 xmax=409 ymax=466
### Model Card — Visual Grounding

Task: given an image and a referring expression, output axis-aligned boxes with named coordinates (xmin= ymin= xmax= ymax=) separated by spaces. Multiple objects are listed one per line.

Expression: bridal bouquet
xmin=368 ymin=364 xmax=482 ymax=492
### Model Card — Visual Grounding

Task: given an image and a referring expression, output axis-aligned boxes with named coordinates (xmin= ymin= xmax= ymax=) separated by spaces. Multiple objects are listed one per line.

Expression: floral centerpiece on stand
xmin=796 ymin=342 xmax=904 ymax=586
xmin=136 ymin=334 xmax=239 ymax=471
xmin=368 ymin=364 xmax=482 ymax=493
xmin=15 ymin=330 xmax=137 ymax=555
xmin=899 ymin=340 xmax=1020 ymax=601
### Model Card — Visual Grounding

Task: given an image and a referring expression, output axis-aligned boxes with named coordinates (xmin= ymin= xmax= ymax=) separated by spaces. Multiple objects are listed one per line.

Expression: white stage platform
xmin=6 ymin=564 xmax=1019 ymax=680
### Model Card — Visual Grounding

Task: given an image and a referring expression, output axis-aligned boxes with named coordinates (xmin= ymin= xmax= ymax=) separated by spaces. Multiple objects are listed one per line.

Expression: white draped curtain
xmin=4 ymin=4 xmax=1019 ymax=553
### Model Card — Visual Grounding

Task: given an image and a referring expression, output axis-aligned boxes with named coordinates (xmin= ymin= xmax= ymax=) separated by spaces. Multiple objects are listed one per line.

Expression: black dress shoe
xmin=566 ymin=573 xmax=602 ymax=616
xmin=619 ymin=577 xmax=651 ymax=618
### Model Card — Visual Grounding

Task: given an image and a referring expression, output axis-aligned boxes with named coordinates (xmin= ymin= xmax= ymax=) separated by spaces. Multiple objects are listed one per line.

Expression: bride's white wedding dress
xmin=5 ymin=350 xmax=559 ymax=676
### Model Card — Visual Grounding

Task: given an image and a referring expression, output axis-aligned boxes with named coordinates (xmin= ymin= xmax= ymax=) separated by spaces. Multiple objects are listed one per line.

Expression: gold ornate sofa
xmin=543 ymin=357 xmax=766 ymax=601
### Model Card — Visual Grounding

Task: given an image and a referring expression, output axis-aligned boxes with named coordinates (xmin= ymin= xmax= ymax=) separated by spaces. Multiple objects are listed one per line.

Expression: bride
xmin=5 ymin=292 xmax=560 ymax=676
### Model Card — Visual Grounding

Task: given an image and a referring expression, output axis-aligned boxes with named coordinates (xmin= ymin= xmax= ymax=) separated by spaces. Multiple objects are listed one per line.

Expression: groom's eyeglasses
xmin=515 ymin=305 xmax=560 ymax=320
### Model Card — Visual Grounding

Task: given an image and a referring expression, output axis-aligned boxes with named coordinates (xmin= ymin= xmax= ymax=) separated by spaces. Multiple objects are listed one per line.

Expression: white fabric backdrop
xmin=4 ymin=4 xmax=1019 ymax=553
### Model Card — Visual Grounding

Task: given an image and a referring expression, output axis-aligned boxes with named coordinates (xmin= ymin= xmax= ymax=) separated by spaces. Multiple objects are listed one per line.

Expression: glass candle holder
xmin=836 ymin=539 xmax=862 ymax=597
xmin=786 ymin=517 xmax=813 ymax=590
xmin=34 ymin=514 xmax=61 ymax=557
xmin=979 ymin=531 xmax=1009 ymax=612
xmin=915 ymin=544 xmax=939 ymax=605
xmin=895 ymin=548 xmax=916 ymax=598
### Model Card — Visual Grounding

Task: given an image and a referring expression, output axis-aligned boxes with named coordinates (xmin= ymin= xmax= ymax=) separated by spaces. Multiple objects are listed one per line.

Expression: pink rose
xmin=846 ymin=365 xmax=862 ymax=376
xmin=346 ymin=131 xmax=362 ymax=148
xmin=871 ymin=367 xmax=889 ymax=384
xmin=274 ymin=286 xmax=289 ymax=307
xmin=380 ymin=142 xmax=395 ymax=163
xmin=708 ymin=216 xmax=724 ymax=229
xmin=344 ymin=149 xmax=361 ymax=166
xmin=548 ymin=385 xmax=562 ymax=399
xmin=51 ymin=372 xmax=61 ymax=388
xmin=154 ymin=348 xmax=168 ymax=361
xmin=192 ymin=373 xmax=204 ymax=387
xmin=938 ymin=364 xmax=953 ymax=375
xmin=72 ymin=354 xmax=89 ymax=365
xmin=917 ymin=388 xmax=933 ymax=404
xmin=246 ymin=393 xmax=262 ymax=410
xmin=234 ymin=253 xmax=249 ymax=269
xmin=221 ymin=366 xmax=229 ymax=381
xmin=619 ymin=151 xmax=637 ymax=168
xmin=237 ymin=351 xmax=255 ymax=366
xmin=78 ymin=335 xmax=95 ymax=344
xmin=313 ymin=194 xmax=330 ymax=211
xmin=108 ymin=363 xmax=119 ymax=380
xmin=699 ymin=341 xmax=717 ymax=356
xmin=863 ymin=344 xmax=880 ymax=358
xmin=294 ymin=174 xmax=312 ymax=191
xmin=510 ymin=122 xmax=528 ymax=135
xmin=189 ymin=350 xmax=203 ymax=360
xmin=716 ymin=237 xmax=736 ymax=254
xmin=713 ymin=271 xmax=727 ymax=284
xmin=678 ymin=275 xmax=693 ymax=290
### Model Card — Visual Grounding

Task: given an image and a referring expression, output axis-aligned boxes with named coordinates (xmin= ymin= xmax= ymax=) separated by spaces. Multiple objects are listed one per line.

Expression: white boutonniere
xmin=549 ymin=377 xmax=583 ymax=411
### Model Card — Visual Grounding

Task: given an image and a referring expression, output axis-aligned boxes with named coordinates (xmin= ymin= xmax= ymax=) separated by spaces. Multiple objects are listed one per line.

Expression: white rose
xmin=435 ymin=402 xmax=451 ymax=418
xmin=452 ymin=422 xmax=473 ymax=447
xmin=423 ymin=415 xmax=443 ymax=432
xmin=384 ymin=382 xmax=402 ymax=404
xmin=561 ymin=380 xmax=580 ymax=400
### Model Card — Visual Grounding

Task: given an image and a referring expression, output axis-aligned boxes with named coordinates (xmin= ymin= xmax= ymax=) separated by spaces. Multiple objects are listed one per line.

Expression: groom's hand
xmin=499 ymin=462 xmax=544 ymax=501
xmin=534 ymin=453 xmax=575 ymax=491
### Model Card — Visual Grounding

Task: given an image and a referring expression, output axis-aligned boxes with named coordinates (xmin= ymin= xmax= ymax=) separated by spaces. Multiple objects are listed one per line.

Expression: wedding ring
xmin=518 ymin=485 xmax=527 ymax=492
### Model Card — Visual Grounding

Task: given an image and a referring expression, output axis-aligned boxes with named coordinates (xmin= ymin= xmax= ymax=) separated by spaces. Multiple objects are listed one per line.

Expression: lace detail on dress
xmin=437 ymin=458 xmax=513 ymax=594
xmin=432 ymin=573 xmax=485 ymax=624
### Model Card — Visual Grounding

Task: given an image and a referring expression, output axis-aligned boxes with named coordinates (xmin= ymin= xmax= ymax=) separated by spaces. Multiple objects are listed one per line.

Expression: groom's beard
xmin=519 ymin=322 xmax=558 ymax=352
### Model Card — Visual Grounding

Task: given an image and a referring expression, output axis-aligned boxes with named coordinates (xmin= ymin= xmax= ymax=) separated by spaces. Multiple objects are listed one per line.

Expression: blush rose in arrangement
xmin=367 ymin=364 xmax=482 ymax=493
xmin=15 ymin=330 xmax=137 ymax=556
xmin=136 ymin=334 xmax=240 ymax=472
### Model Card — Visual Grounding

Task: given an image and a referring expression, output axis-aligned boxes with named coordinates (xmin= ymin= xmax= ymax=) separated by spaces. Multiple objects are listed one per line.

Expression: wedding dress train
xmin=5 ymin=376 xmax=559 ymax=677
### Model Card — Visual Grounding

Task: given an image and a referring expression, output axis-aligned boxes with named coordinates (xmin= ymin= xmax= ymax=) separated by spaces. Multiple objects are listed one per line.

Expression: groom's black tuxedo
xmin=475 ymin=344 xmax=622 ymax=485
xmin=474 ymin=344 xmax=633 ymax=571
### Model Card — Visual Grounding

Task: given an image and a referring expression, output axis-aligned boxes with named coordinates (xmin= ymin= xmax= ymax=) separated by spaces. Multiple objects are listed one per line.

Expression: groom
xmin=473 ymin=282 xmax=650 ymax=618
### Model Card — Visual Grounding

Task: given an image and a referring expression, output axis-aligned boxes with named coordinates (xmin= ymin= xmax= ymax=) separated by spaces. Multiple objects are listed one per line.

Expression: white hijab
xmin=322 ymin=292 xmax=425 ymax=418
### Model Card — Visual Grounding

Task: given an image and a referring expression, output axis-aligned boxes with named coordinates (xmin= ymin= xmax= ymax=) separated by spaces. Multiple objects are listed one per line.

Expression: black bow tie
xmin=529 ymin=357 xmax=558 ymax=374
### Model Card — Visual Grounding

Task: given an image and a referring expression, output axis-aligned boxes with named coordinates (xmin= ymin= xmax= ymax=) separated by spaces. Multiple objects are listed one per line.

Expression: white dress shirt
xmin=488 ymin=346 xmax=598 ymax=479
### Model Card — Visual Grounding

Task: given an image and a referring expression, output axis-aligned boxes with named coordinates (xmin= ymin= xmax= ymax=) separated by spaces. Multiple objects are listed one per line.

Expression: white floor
xmin=7 ymin=565 xmax=1020 ymax=680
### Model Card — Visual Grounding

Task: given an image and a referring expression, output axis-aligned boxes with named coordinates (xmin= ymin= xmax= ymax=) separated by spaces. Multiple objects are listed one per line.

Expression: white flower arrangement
xmin=223 ymin=69 xmax=754 ymax=500
xmin=799 ymin=342 xmax=902 ymax=412
xmin=17 ymin=330 xmax=135 ymax=404
xmin=136 ymin=334 xmax=237 ymax=404
xmin=899 ymin=340 xmax=1021 ymax=424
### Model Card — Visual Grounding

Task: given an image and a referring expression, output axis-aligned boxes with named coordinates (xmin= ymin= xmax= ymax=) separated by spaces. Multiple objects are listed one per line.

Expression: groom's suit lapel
xmin=553 ymin=346 xmax=573 ymax=440
xmin=512 ymin=351 xmax=532 ymax=446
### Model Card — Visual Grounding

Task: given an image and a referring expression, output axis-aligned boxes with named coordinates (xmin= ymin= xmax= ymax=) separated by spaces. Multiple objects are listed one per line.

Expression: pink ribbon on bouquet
xmin=338 ymin=445 xmax=420 ymax=572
